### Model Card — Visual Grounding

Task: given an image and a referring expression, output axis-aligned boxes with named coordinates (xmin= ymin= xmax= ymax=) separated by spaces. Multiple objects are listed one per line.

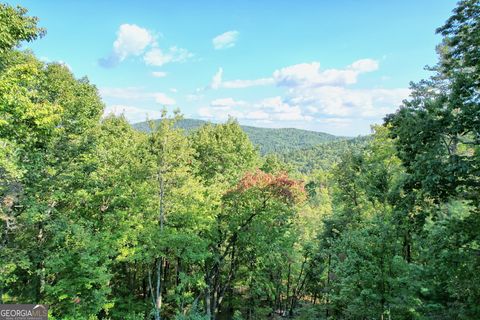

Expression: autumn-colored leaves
xmin=229 ymin=169 xmax=306 ymax=204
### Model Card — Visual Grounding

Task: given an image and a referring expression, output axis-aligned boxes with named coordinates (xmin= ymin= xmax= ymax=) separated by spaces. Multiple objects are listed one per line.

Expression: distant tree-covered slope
xmin=279 ymin=135 xmax=371 ymax=173
xmin=133 ymin=118 xmax=344 ymax=154
xmin=241 ymin=125 xmax=343 ymax=154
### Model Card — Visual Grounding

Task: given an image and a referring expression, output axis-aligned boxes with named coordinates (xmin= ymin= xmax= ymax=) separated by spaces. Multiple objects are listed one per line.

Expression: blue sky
xmin=10 ymin=0 xmax=457 ymax=135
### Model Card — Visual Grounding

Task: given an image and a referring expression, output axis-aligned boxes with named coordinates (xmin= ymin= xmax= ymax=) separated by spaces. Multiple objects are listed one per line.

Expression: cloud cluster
xmin=198 ymin=96 xmax=311 ymax=123
xmin=210 ymin=59 xmax=379 ymax=90
xmin=287 ymin=86 xmax=409 ymax=118
xmin=273 ymin=59 xmax=379 ymax=87
xmin=270 ymin=59 xmax=407 ymax=120
xmin=201 ymin=59 xmax=409 ymax=132
xmin=100 ymin=24 xmax=192 ymax=68
xmin=212 ymin=31 xmax=239 ymax=50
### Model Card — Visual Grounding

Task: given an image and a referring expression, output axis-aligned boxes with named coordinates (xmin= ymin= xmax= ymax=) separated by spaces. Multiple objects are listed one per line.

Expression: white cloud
xmin=256 ymin=96 xmax=310 ymax=121
xmin=170 ymin=88 xmax=178 ymax=93
xmin=244 ymin=110 xmax=270 ymax=120
xmin=114 ymin=24 xmax=154 ymax=60
xmin=144 ymin=46 xmax=193 ymax=66
xmin=209 ymin=59 xmax=378 ymax=91
xmin=100 ymin=24 xmax=155 ymax=67
xmin=211 ymin=98 xmax=245 ymax=108
xmin=210 ymin=59 xmax=378 ymax=91
xmin=198 ymin=106 xmax=242 ymax=121
xmin=198 ymin=96 xmax=310 ymax=123
xmin=223 ymin=78 xmax=274 ymax=88
xmin=265 ymin=59 xmax=407 ymax=122
xmin=154 ymin=93 xmax=176 ymax=105
xmin=169 ymin=46 xmax=194 ymax=61
xmin=103 ymin=105 xmax=163 ymax=123
xmin=100 ymin=87 xmax=176 ymax=106
xmin=211 ymin=68 xmax=223 ymax=89
xmin=152 ymin=71 xmax=167 ymax=78
xmin=212 ymin=30 xmax=239 ymax=50
xmin=286 ymin=85 xmax=409 ymax=118
xmin=100 ymin=24 xmax=193 ymax=68
xmin=210 ymin=67 xmax=274 ymax=89
xmin=349 ymin=59 xmax=379 ymax=72
xmin=144 ymin=49 xmax=171 ymax=66
xmin=273 ymin=59 xmax=379 ymax=88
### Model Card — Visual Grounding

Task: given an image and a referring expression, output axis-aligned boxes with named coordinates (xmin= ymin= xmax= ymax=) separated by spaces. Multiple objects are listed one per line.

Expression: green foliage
xmin=0 ymin=53 xmax=61 ymax=146
xmin=386 ymin=0 xmax=479 ymax=206
xmin=190 ymin=118 xmax=259 ymax=185
xmin=0 ymin=3 xmax=45 ymax=53
xmin=328 ymin=215 xmax=420 ymax=319
xmin=437 ymin=0 xmax=480 ymax=83
xmin=420 ymin=200 xmax=480 ymax=319
xmin=44 ymin=222 xmax=112 ymax=318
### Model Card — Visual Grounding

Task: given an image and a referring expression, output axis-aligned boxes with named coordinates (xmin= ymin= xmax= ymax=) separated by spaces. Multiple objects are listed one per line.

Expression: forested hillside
xmin=133 ymin=119 xmax=343 ymax=155
xmin=1 ymin=1 xmax=479 ymax=320
xmin=279 ymin=136 xmax=370 ymax=173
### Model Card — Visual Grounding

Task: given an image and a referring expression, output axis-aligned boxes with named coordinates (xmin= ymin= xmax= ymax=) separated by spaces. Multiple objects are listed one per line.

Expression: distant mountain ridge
xmin=132 ymin=118 xmax=347 ymax=154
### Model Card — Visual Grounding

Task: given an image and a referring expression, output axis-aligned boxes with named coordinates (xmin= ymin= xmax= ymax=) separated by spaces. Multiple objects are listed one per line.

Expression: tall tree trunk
xmin=290 ymin=258 xmax=307 ymax=316
xmin=151 ymin=160 xmax=166 ymax=319
xmin=148 ymin=265 xmax=161 ymax=320
xmin=211 ymin=263 xmax=218 ymax=318
xmin=404 ymin=227 xmax=412 ymax=263
xmin=285 ymin=262 xmax=291 ymax=313
xmin=205 ymin=275 xmax=211 ymax=319
xmin=156 ymin=258 xmax=163 ymax=318
xmin=326 ymin=253 xmax=331 ymax=319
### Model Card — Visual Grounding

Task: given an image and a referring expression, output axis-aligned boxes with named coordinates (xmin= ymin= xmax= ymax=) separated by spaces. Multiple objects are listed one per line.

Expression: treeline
xmin=1 ymin=1 xmax=479 ymax=320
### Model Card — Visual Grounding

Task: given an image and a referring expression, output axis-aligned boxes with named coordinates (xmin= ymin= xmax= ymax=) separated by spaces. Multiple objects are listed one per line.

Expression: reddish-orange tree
xmin=203 ymin=169 xmax=305 ymax=318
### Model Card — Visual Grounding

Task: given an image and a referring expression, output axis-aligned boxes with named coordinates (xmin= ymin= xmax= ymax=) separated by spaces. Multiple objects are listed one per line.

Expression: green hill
xmin=132 ymin=118 xmax=345 ymax=155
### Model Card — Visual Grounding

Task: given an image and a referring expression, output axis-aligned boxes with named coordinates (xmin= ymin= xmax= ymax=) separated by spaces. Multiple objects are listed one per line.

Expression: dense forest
xmin=0 ymin=1 xmax=479 ymax=319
